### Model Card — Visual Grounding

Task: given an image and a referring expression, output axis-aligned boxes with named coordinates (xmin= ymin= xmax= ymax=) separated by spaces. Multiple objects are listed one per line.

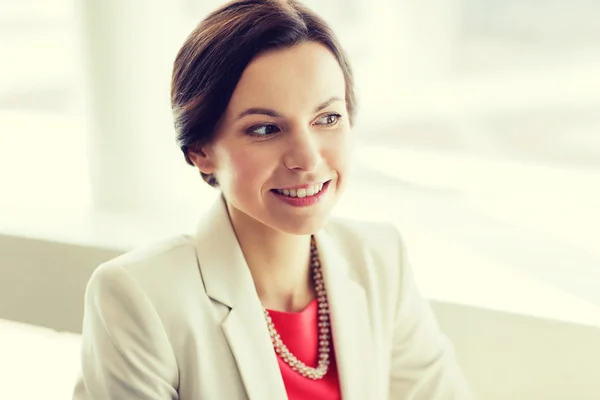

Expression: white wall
xmin=434 ymin=302 xmax=600 ymax=400
xmin=0 ymin=234 xmax=120 ymax=332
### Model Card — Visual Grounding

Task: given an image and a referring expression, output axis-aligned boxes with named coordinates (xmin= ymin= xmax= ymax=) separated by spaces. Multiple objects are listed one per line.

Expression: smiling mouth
xmin=271 ymin=181 xmax=329 ymax=198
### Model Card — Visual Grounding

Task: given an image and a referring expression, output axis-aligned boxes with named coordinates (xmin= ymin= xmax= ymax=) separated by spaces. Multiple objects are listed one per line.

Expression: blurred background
xmin=1 ymin=0 xmax=599 ymax=399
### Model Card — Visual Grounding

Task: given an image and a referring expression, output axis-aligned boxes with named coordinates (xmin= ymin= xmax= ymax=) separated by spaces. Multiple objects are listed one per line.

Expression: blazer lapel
xmin=315 ymin=229 xmax=374 ymax=400
xmin=194 ymin=196 xmax=287 ymax=400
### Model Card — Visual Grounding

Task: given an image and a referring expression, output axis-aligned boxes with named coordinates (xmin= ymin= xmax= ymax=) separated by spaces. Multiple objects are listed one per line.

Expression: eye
xmin=314 ymin=113 xmax=342 ymax=126
xmin=246 ymin=124 xmax=281 ymax=136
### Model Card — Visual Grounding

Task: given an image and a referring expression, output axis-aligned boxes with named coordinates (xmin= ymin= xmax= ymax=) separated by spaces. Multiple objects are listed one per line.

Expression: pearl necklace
xmin=263 ymin=236 xmax=331 ymax=380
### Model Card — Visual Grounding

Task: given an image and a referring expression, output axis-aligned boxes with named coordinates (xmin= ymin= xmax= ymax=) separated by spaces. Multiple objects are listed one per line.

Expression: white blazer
xmin=73 ymin=196 xmax=474 ymax=399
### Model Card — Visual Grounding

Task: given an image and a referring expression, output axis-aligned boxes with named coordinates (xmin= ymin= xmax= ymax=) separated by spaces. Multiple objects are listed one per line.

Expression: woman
xmin=73 ymin=0 xmax=474 ymax=399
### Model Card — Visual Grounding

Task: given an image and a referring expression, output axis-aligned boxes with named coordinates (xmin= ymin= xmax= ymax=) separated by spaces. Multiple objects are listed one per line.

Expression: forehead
xmin=226 ymin=41 xmax=346 ymax=115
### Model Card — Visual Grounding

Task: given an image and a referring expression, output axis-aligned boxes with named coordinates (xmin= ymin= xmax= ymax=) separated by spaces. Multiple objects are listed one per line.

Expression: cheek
xmin=220 ymin=147 xmax=274 ymax=193
xmin=326 ymin=130 xmax=352 ymax=172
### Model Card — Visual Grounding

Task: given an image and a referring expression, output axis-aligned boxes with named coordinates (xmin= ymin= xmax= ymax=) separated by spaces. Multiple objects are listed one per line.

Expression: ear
xmin=188 ymin=144 xmax=215 ymax=175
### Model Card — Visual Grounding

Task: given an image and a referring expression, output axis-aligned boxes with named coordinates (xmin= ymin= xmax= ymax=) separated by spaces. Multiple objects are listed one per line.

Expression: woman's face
xmin=193 ymin=41 xmax=351 ymax=235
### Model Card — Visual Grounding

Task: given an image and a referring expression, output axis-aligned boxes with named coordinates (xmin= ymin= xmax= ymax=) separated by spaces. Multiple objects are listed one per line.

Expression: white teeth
xmin=276 ymin=183 xmax=325 ymax=198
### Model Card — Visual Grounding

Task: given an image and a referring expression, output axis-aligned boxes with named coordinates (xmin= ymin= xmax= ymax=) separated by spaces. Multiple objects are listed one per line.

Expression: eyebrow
xmin=236 ymin=96 xmax=344 ymax=120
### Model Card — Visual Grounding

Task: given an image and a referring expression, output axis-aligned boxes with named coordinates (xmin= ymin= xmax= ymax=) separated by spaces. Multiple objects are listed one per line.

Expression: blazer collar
xmin=194 ymin=195 xmax=373 ymax=400
xmin=194 ymin=195 xmax=254 ymax=308
xmin=314 ymin=228 xmax=374 ymax=400
xmin=194 ymin=195 xmax=287 ymax=400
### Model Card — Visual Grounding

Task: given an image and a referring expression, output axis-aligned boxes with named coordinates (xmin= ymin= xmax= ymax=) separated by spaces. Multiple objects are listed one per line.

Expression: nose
xmin=283 ymin=127 xmax=322 ymax=172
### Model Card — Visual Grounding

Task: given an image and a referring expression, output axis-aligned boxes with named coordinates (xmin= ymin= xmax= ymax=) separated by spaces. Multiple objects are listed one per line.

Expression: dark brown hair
xmin=171 ymin=0 xmax=356 ymax=186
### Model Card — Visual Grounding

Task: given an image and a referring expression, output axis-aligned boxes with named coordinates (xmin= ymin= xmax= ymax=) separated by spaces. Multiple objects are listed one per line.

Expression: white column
xmin=76 ymin=0 xmax=185 ymax=213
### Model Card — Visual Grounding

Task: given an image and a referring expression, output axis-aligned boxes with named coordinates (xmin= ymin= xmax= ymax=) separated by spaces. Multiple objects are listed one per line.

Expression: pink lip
xmin=271 ymin=181 xmax=331 ymax=207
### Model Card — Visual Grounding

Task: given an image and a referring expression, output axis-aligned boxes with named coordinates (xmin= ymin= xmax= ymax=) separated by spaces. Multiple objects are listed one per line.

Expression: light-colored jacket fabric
xmin=73 ymin=196 xmax=475 ymax=399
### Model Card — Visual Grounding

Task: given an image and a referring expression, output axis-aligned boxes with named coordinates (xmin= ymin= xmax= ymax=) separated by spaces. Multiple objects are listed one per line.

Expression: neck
xmin=227 ymin=204 xmax=314 ymax=312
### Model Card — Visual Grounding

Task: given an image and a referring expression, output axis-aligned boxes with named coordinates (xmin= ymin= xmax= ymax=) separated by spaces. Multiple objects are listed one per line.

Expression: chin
xmin=270 ymin=196 xmax=339 ymax=234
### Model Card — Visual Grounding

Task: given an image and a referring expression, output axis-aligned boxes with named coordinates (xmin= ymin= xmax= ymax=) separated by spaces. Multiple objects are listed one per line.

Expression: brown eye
xmin=246 ymin=124 xmax=280 ymax=136
xmin=315 ymin=113 xmax=341 ymax=126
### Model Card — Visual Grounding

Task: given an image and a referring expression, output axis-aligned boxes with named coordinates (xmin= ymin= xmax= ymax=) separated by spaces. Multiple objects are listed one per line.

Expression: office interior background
xmin=1 ymin=0 xmax=599 ymax=398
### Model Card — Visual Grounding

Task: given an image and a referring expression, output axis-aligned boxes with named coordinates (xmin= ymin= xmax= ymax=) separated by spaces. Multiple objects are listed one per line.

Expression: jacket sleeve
xmin=73 ymin=264 xmax=179 ymax=399
xmin=389 ymin=229 xmax=476 ymax=399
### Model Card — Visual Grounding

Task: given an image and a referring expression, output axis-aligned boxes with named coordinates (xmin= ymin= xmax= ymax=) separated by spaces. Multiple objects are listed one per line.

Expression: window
xmin=1 ymin=0 xmax=599 ymax=307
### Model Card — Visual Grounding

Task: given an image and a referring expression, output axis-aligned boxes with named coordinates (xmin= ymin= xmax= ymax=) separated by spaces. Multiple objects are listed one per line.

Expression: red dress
xmin=267 ymin=299 xmax=342 ymax=400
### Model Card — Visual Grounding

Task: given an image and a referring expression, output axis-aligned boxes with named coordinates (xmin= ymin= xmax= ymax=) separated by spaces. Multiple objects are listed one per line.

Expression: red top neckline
xmin=266 ymin=298 xmax=341 ymax=400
